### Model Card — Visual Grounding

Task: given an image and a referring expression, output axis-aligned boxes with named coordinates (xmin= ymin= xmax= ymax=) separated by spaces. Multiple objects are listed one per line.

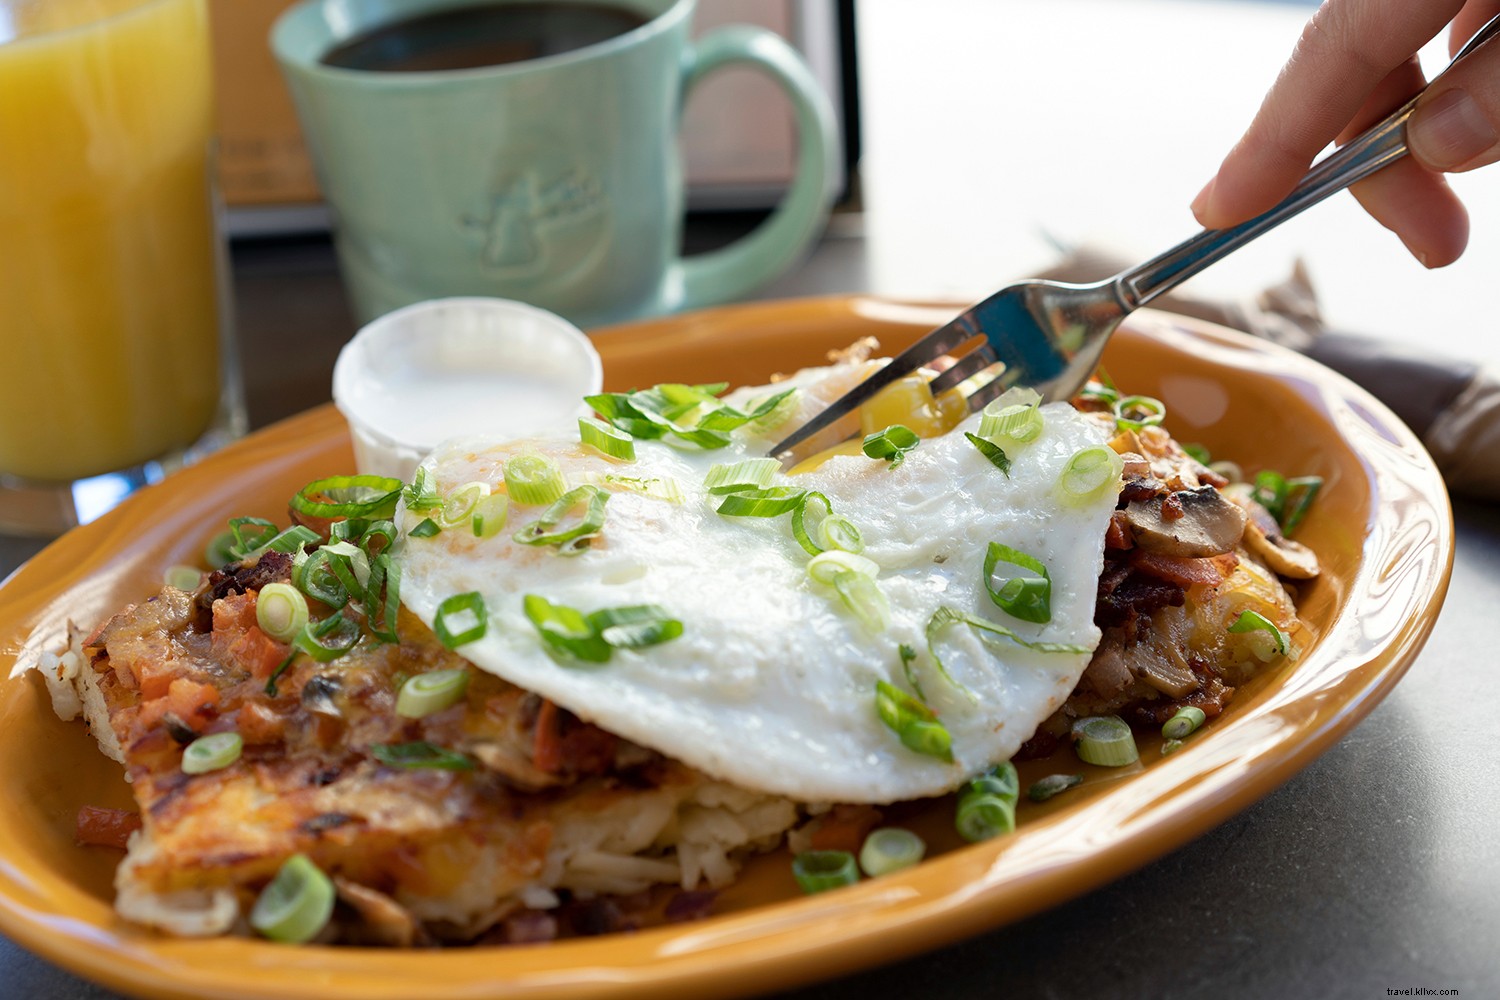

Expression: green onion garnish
xmin=874 ymin=680 xmax=953 ymax=761
xmin=955 ymin=762 xmax=1020 ymax=842
xmin=816 ymin=513 xmax=864 ymax=553
xmin=833 ymin=570 xmax=890 ymax=632
xmin=1059 ymin=445 xmax=1124 ymax=502
xmin=294 ymin=610 xmax=361 ymax=663
xmin=1112 ymin=394 xmax=1166 ymax=431
xmin=295 ymin=548 xmax=347 ymax=607
xmin=586 ymin=604 xmax=684 ymax=649
xmin=1162 ymin=738 xmax=1185 ymax=755
xmin=898 ymin=643 xmax=925 ymax=701
xmin=370 ymin=741 xmax=475 ymax=770
xmin=978 ymin=387 xmax=1043 ymax=443
xmin=164 ymin=564 xmax=204 ymax=591
xmin=264 ymin=651 xmax=296 ymax=698
xmin=715 ymin=486 xmax=806 ymax=518
xmin=791 ymin=850 xmax=859 ymax=894
xmin=748 ymin=389 xmax=799 ymax=429
xmin=578 ymin=415 xmax=637 ymax=461
xmin=204 ymin=529 xmax=239 ymax=569
xmin=181 ymin=732 xmax=243 ymax=775
xmin=925 ymin=606 xmax=1089 ymax=700
xmin=862 ymin=424 xmax=920 ymax=470
xmin=523 ymin=595 xmax=682 ymax=663
xmin=574 ymin=472 xmax=686 ymax=504
xmin=512 ymin=484 xmax=609 ymax=554
xmin=703 ymin=458 xmax=780 ymax=494
xmin=234 ymin=523 xmax=320 ymax=562
xmin=964 ymin=432 xmax=1012 ymax=474
xmin=1072 ymin=715 xmax=1139 ymax=767
xmin=290 ymin=474 xmax=403 ymax=520
xmin=1250 ymin=470 xmax=1323 ymax=535
xmin=409 ymin=517 xmax=441 ymax=539
xmin=396 ymin=668 xmax=469 ymax=719
xmin=223 ymin=516 xmax=278 ymax=560
xmin=858 ymin=827 xmax=926 ymax=877
xmin=403 ymin=467 xmax=442 ymax=512
xmin=1078 ymin=374 xmax=1119 ymax=406
xmin=250 ymin=854 xmax=336 ymax=945
xmin=789 ymin=490 xmax=834 ymax=556
xmin=585 ymin=384 xmax=794 ymax=451
xmin=1227 ymin=609 xmax=1290 ymax=660
xmin=364 ymin=553 xmax=401 ymax=645
xmin=256 ymin=582 xmax=310 ymax=643
xmin=1162 ymin=706 xmax=1207 ymax=740
xmin=1183 ymin=443 xmax=1212 ymax=465
xmin=436 ymin=481 xmax=490 ymax=529
xmin=807 ymin=550 xmax=880 ymax=585
xmin=983 ymin=543 xmax=1051 ymax=624
xmin=471 ymin=493 xmax=509 ymax=538
xmin=504 ymin=454 xmax=565 ymax=506
xmin=433 ymin=591 xmax=487 ymax=649
xmin=1027 ymin=773 xmax=1084 ymax=802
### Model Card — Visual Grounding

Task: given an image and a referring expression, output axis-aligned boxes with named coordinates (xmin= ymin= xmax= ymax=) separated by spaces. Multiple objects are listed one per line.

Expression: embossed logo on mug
xmin=461 ymin=152 xmax=609 ymax=282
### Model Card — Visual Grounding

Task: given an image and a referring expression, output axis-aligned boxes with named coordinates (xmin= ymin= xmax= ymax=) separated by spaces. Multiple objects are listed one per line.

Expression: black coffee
xmin=321 ymin=2 xmax=649 ymax=73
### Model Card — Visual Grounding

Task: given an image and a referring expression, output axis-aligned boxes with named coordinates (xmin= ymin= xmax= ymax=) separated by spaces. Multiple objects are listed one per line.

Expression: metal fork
xmin=769 ymin=12 xmax=1500 ymax=461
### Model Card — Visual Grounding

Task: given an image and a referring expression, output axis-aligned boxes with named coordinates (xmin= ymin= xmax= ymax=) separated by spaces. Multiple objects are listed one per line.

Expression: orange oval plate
xmin=0 ymin=299 xmax=1452 ymax=1000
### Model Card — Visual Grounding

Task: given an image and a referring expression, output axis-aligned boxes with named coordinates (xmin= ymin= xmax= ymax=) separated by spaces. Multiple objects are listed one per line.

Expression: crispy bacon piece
xmin=76 ymin=806 xmax=142 ymax=850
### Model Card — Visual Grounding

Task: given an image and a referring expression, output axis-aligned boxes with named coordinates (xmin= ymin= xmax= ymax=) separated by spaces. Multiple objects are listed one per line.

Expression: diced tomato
xmin=75 ymin=805 xmax=142 ymax=850
xmin=211 ymin=592 xmax=260 ymax=651
xmin=236 ymin=699 xmax=288 ymax=746
xmin=136 ymin=678 xmax=221 ymax=734
xmin=227 ymin=627 xmax=290 ymax=680
xmin=807 ymin=804 xmax=883 ymax=853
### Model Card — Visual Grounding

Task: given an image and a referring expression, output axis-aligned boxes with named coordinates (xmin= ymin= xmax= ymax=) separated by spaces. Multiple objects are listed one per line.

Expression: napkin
xmin=1035 ymin=249 xmax=1498 ymax=501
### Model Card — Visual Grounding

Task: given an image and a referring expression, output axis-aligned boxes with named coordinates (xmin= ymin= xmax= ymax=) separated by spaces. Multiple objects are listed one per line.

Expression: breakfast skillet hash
xmin=37 ymin=348 xmax=1319 ymax=945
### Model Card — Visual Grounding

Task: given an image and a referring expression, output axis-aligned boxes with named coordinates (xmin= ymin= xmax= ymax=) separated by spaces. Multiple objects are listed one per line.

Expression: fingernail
xmin=1190 ymin=178 xmax=1215 ymax=222
xmin=1409 ymin=88 xmax=1498 ymax=170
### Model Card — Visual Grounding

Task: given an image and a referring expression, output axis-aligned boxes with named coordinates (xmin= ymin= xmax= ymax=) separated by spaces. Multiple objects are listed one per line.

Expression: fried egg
xmin=396 ymin=364 xmax=1116 ymax=803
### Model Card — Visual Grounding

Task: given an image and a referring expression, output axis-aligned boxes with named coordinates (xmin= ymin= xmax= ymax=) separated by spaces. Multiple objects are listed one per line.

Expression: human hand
xmin=1191 ymin=0 xmax=1500 ymax=268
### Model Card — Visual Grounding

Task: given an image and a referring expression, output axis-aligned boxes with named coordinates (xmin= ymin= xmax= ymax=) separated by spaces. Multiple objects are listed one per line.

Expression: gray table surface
xmin=2 ymin=223 xmax=1495 ymax=1000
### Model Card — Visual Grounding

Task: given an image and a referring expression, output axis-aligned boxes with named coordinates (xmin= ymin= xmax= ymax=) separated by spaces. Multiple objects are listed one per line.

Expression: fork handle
xmin=1116 ymin=12 xmax=1500 ymax=309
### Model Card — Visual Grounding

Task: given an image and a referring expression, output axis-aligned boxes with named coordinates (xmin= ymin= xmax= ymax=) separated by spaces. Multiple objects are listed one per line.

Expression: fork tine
xmin=927 ymin=343 xmax=999 ymax=396
xmin=766 ymin=313 xmax=978 ymax=458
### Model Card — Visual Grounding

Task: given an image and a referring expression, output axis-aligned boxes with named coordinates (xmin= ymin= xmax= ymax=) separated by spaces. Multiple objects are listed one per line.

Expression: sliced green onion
xmin=181 ymin=732 xmax=243 ymax=775
xmin=578 ymin=415 xmax=637 ymax=461
xmin=165 ymin=564 xmax=204 ymax=591
xmin=264 ymin=651 xmax=297 ymax=698
xmin=471 ymin=493 xmax=509 ymax=538
xmin=983 ymin=543 xmax=1051 ymax=624
xmin=1227 ymin=609 xmax=1290 ymax=660
xmin=748 ymin=388 xmax=799 ymax=429
xmin=964 ymin=432 xmax=1012 ymax=474
xmin=512 ymin=485 xmax=609 ymax=554
xmin=524 ymin=594 xmax=612 ymax=663
xmin=250 ymin=854 xmax=336 ymax=944
xmin=862 ymin=424 xmax=920 ymax=470
xmin=789 ymin=490 xmax=834 ymax=556
xmin=925 ymin=606 xmax=1089 ymax=700
xmin=859 ymin=827 xmax=926 ymax=877
xmin=574 ymin=472 xmax=686 ymax=504
xmin=409 ymin=517 xmax=441 ymax=539
xmin=320 ymin=540 xmax=371 ymax=600
xmin=1209 ymin=460 xmax=1244 ymax=483
xmin=433 ymin=591 xmax=487 ymax=649
xmin=505 ymin=454 xmax=566 ymax=506
xmin=223 ymin=516 xmax=278 ymax=560
xmin=1078 ymin=377 xmax=1119 ymax=406
xmin=396 ymin=668 xmax=469 ymax=719
xmin=703 ymin=458 xmax=780 ymax=494
xmin=371 ymin=741 xmax=474 ymax=770
xmin=585 ymin=383 xmax=788 ymax=451
xmin=1162 ymin=738 xmax=1185 ymax=755
xmin=586 ymin=604 xmax=683 ymax=649
xmin=256 ymin=582 xmax=310 ymax=643
xmin=874 ymin=680 xmax=953 ymax=761
xmin=364 ymin=553 xmax=401 ymax=645
xmin=791 ymin=850 xmax=859 ymax=894
xmin=204 ymin=529 xmax=239 ymax=569
xmin=234 ymin=522 xmax=321 ymax=562
xmin=1183 ymin=443 xmax=1212 ymax=465
xmin=1072 ymin=715 xmax=1139 ymax=767
xmin=978 ymin=387 xmax=1043 ymax=443
xmin=833 ymin=570 xmax=890 ymax=632
xmin=1112 ymin=394 xmax=1167 ymax=431
xmin=955 ymin=762 xmax=1020 ymax=842
xmin=1162 ymin=706 xmax=1207 ymax=740
xmin=807 ymin=550 xmax=880 ymax=584
xmin=715 ymin=485 xmax=806 ymax=518
xmin=816 ymin=513 xmax=864 ymax=553
xmin=290 ymin=474 xmax=403 ymax=520
xmin=403 ymin=467 xmax=442 ymax=512
xmin=1028 ymin=773 xmax=1084 ymax=802
xmin=294 ymin=610 xmax=361 ymax=663
xmin=898 ymin=643 xmax=925 ymax=702
xmin=294 ymin=548 xmax=347 ymax=608
xmin=437 ymin=481 xmax=490 ymax=529
xmin=1059 ymin=445 xmax=1125 ymax=502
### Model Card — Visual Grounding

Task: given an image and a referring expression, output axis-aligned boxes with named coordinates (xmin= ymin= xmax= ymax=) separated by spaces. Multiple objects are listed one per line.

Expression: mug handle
xmin=658 ymin=25 xmax=840 ymax=314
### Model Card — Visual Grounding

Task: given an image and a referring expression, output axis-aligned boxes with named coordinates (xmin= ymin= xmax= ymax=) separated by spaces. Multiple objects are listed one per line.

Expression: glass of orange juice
xmin=0 ymin=0 xmax=244 ymax=535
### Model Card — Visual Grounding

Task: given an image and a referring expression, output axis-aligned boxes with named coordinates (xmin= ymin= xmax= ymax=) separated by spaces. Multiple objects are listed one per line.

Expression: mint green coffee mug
xmin=271 ymin=0 xmax=838 ymax=328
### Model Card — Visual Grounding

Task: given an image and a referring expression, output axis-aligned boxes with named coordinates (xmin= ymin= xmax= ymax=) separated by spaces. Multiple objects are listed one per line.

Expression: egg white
xmin=396 ymin=367 xmax=1115 ymax=803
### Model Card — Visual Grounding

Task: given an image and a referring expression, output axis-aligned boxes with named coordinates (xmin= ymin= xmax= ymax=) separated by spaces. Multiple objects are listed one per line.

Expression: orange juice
xmin=0 ymin=0 xmax=223 ymax=482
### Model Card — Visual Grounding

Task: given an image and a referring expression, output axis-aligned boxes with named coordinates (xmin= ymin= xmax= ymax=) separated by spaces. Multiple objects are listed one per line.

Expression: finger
xmin=1193 ymin=0 xmax=1465 ymax=228
xmin=1450 ymin=0 xmax=1500 ymax=56
xmin=1334 ymin=57 xmax=1427 ymax=144
xmin=1410 ymin=16 xmax=1500 ymax=171
xmin=1348 ymin=159 xmax=1470 ymax=267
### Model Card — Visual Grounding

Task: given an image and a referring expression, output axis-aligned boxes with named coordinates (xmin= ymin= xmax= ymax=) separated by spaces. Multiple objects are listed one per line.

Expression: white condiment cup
xmin=332 ymin=297 xmax=602 ymax=481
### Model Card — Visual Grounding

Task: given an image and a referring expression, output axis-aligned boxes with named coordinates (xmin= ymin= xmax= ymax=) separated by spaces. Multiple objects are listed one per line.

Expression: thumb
xmin=1408 ymin=39 xmax=1500 ymax=171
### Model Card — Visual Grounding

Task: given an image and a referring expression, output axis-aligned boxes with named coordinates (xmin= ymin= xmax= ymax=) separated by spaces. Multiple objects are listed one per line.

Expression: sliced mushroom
xmin=1129 ymin=640 xmax=1198 ymax=698
xmin=1121 ymin=486 xmax=1247 ymax=558
xmin=334 ymin=877 xmax=422 ymax=947
xmin=1241 ymin=508 xmax=1320 ymax=579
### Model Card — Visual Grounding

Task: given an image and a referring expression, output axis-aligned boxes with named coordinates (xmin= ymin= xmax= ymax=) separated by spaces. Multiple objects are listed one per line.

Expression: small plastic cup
xmin=332 ymin=297 xmax=603 ymax=481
